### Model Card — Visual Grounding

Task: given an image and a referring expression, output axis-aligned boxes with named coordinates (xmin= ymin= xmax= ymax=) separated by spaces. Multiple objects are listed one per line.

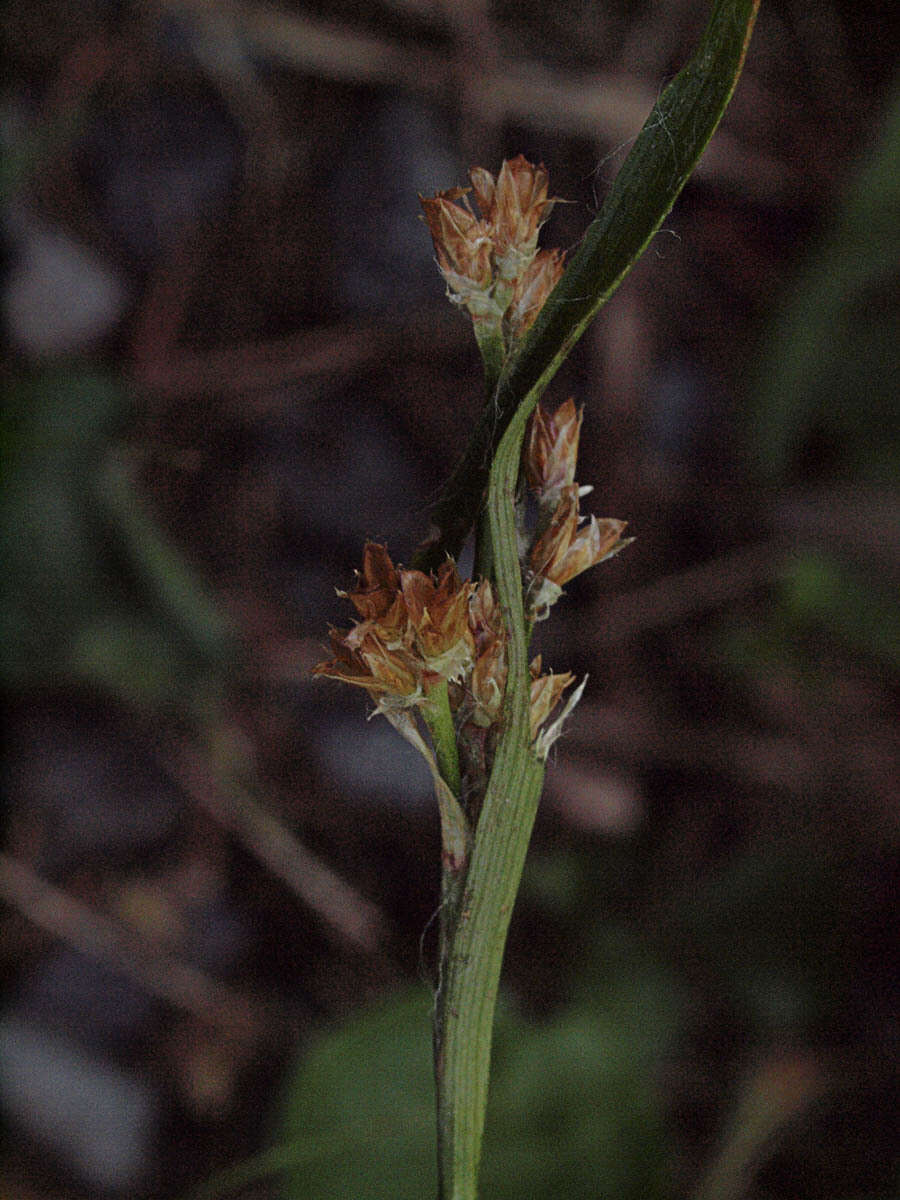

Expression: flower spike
xmin=469 ymin=154 xmax=555 ymax=280
xmin=524 ymin=397 xmax=583 ymax=506
xmin=420 ymin=155 xmax=562 ymax=355
xmin=522 ymin=399 xmax=634 ymax=621
xmin=418 ymin=189 xmax=501 ymax=324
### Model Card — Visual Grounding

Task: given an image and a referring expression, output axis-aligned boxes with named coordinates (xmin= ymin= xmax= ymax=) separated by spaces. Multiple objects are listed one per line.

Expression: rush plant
xmin=314 ymin=3 xmax=759 ymax=1196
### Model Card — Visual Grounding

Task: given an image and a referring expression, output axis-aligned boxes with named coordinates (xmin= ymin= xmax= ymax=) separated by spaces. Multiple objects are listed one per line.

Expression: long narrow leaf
xmin=418 ymin=0 xmax=760 ymax=569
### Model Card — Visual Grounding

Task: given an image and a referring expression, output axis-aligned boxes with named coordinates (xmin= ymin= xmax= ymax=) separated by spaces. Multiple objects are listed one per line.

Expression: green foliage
xmin=749 ymin=73 xmax=900 ymax=484
xmin=781 ymin=551 xmax=900 ymax=671
xmin=1 ymin=368 xmax=234 ymax=712
xmin=2 ymin=370 xmax=127 ymax=681
xmin=719 ymin=548 xmax=900 ymax=679
xmin=482 ymin=927 xmax=680 ymax=1200
xmin=277 ymin=992 xmax=436 ymax=1200
xmin=276 ymin=934 xmax=680 ymax=1200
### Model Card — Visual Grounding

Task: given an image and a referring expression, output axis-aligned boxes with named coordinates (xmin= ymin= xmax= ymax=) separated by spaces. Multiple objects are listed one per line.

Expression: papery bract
xmin=524 ymin=397 xmax=582 ymax=502
xmin=466 ymin=580 xmax=508 ymax=727
xmin=400 ymin=562 xmax=475 ymax=683
xmin=507 ymin=248 xmax=565 ymax=338
xmin=341 ymin=541 xmax=403 ymax=622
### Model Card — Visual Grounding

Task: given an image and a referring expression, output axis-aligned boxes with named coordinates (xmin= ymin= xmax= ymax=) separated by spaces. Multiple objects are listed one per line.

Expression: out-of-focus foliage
xmin=780 ymin=552 xmax=899 ymax=671
xmin=277 ymin=927 xmax=679 ymax=1200
xmin=660 ymin=840 xmax=856 ymax=1035
xmin=729 ymin=71 xmax=900 ymax=700
xmin=749 ymin=74 xmax=900 ymax=484
xmin=0 ymin=369 xmax=234 ymax=713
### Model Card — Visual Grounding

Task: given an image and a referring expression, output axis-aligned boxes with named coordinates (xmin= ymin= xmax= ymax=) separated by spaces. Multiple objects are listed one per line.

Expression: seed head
xmin=527 ymin=487 xmax=631 ymax=620
xmin=420 ymin=155 xmax=561 ymax=337
xmin=419 ymin=188 xmax=499 ymax=321
xmin=529 ymin=656 xmax=577 ymax=741
xmin=311 ymin=626 xmax=421 ymax=713
xmin=400 ymin=561 xmax=475 ymax=683
xmin=524 ymin=397 xmax=583 ymax=503
xmin=470 ymin=155 xmax=555 ymax=280
xmin=467 ymin=580 xmax=508 ymax=727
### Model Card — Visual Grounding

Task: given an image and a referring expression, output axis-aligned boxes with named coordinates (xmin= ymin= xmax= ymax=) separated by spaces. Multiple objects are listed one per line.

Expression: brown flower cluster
xmin=523 ymin=398 xmax=632 ymax=621
xmin=312 ymin=543 xmax=474 ymax=713
xmin=419 ymin=155 xmax=564 ymax=339
xmin=312 ymin=543 xmax=582 ymax=756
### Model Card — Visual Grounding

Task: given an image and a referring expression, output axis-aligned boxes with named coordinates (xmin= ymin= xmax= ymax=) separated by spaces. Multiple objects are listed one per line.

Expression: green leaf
xmin=418 ymin=0 xmax=761 ymax=570
xmin=267 ymin=962 xmax=678 ymax=1200
xmin=277 ymin=991 xmax=437 ymax=1200
xmin=0 ymin=371 xmax=129 ymax=681
xmin=483 ymin=928 xmax=681 ymax=1200
xmin=0 ymin=369 xmax=234 ymax=708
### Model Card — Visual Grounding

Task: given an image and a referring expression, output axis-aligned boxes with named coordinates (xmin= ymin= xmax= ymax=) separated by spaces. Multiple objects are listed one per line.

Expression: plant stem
xmin=414 ymin=0 xmax=760 ymax=574
xmin=473 ymin=321 xmax=506 ymax=399
xmin=435 ymin=390 xmax=544 ymax=1199
xmin=423 ymin=679 xmax=473 ymax=1195
xmin=423 ymin=679 xmax=462 ymax=799
xmin=422 ymin=680 xmax=467 ymax=967
xmin=428 ymin=4 xmax=761 ymax=1193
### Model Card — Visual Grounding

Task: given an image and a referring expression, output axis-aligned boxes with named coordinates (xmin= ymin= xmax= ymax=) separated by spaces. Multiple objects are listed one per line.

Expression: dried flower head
xmin=529 ymin=655 xmax=576 ymax=740
xmin=466 ymin=580 xmax=508 ymax=727
xmin=524 ymin=397 xmax=583 ymax=504
xmin=419 ymin=188 xmax=500 ymax=323
xmin=527 ymin=486 xmax=631 ymax=620
xmin=312 ymin=625 xmax=421 ymax=713
xmin=400 ymin=561 xmax=475 ymax=683
xmin=315 ymin=544 xmax=419 ymax=713
xmin=314 ymin=544 xmax=492 ymax=719
xmin=340 ymin=541 xmax=402 ymax=622
xmin=527 ymin=655 xmax=588 ymax=759
xmin=529 ymin=656 xmax=588 ymax=760
xmin=470 ymin=155 xmax=555 ymax=280
xmin=421 ymin=155 xmax=561 ymax=341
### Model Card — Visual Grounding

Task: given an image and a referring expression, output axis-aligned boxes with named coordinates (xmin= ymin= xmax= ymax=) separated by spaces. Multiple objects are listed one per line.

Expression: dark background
xmin=1 ymin=1 xmax=897 ymax=1197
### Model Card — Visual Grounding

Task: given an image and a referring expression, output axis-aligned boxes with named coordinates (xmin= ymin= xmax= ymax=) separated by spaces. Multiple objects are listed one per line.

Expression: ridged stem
xmin=430 ymin=3 xmax=760 ymax=1193
xmin=435 ymin=391 xmax=544 ymax=1199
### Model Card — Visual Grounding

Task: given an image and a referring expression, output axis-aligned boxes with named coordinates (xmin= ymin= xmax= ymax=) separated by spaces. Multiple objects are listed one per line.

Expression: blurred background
xmin=1 ymin=1 xmax=898 ymax=1198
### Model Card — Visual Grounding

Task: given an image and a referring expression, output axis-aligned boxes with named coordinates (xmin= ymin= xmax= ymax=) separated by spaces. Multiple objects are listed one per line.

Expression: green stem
xmin=435 ymin=390 xmax=545 ymax=1200
xmin=422 ymin=680 xmax=467 ymax=970
xmin=472 ymin=321 xmax=506 ymax=398
xmin=423 ymin=679 xmax=472 ymax=1195
xmin=414 ymin=0 xmax=760 ymax=574
xmin=427 ymin=4 xmax=760 ymax=1193
xmin=471 ymin=322 xmax=507 ymax=585
xmin=423 ymin=679 xmax=462 ymax=799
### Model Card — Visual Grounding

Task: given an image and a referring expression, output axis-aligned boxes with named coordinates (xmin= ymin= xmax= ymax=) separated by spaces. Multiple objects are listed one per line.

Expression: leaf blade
xmin=418 ymin=0 xmax=761 ymax=569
